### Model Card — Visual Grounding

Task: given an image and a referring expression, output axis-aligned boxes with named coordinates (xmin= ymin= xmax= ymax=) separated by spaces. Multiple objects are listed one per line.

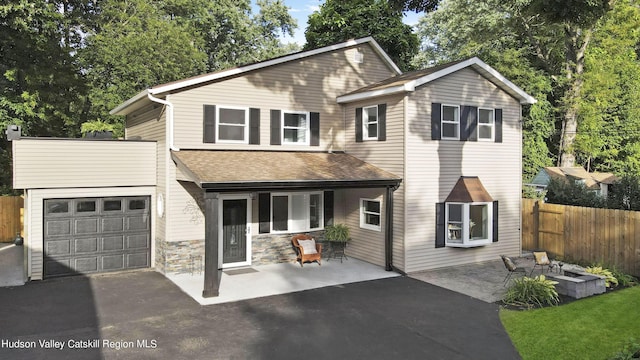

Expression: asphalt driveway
xmin=0 ymin=271 xmax=520 ymax=360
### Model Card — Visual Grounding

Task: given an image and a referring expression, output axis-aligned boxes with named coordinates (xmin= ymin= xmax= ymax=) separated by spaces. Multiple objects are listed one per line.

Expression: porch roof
xmin=171 ymin=150 xmax=402 ymax=191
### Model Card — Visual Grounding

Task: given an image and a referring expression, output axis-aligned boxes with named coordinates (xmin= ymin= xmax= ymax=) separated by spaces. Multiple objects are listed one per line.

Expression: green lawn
xmin=500 ymin=286 xmax=640 ymax=360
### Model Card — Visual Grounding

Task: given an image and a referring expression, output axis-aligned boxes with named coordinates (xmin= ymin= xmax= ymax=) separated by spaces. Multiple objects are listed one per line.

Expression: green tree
xmin=304 ymin=0 xmax=419 ymax=71
xmin=575 ymin=1 xmax=640 ymax=175
xmin=545 ymin=177 xmax=605 ymax=208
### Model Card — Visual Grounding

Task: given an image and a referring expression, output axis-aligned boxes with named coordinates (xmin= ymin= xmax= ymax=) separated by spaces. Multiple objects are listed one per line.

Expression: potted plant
xmin=81 ymin=120 xmax=114 ymax=139
xmin=324 ymin=223 xmax=350 ymax=242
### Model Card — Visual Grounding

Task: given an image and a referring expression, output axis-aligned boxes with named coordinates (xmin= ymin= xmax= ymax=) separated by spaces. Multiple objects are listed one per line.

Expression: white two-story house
xmin=13 ymin=37 xmax=535 ymax=297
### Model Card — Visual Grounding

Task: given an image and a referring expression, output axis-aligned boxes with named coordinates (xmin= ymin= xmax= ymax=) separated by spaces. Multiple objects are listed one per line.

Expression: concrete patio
xmin=409 ymin=254 xmax=586 ymax=303
xmin=166 ymin=257 xmax=401 ymax=305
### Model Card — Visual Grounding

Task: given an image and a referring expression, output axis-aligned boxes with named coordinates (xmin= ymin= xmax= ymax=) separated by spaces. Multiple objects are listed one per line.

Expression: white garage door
xmin=43 ymin=196 xmax=151 ymax=278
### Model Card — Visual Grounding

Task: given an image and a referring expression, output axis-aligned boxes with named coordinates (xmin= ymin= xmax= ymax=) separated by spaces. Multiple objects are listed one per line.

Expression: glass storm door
xmin=220 ymin=198 xmax=250 ymax=267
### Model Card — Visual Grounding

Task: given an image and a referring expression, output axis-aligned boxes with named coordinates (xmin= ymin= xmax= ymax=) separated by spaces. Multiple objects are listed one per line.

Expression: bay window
xmin=446 ymin=202 xmax=492 ymax=247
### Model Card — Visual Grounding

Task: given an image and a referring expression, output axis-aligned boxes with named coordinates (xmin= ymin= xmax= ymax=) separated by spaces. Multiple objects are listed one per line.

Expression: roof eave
xmin=336 ymin=85 xmax=407 ymax=104
xmin=200 ymin=179 xmax=402 ymax=191
xmin=109 ymin=89 xmax=150 ymax=116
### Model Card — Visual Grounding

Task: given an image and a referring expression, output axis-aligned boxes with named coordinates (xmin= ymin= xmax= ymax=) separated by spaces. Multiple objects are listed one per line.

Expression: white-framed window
xmin=360 ymin=199 xmax=381 ymax=231
xmin=271 ymin=192 xmax=323 ymax=233
xmin=217 ymin=106 xmax=249 ymax=143
xmin=446 ymin=202 xmax=492 ymax=247
xmin=441 ymin=104 xmax=460 ymax=140
xmin=363 ymin=105 xmax=378 ymax=140
xmin=478 ymin=108 xmax=495 ymax=141
xmin=282 ymin=110 xmax=310 ymax=145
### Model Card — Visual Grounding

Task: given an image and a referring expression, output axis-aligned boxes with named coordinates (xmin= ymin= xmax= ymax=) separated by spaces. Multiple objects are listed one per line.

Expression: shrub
xmin=610 ymin=267 xmax=637 ymax=288
xmin=504 ymin=275 xmax=560 ymax=309
xmin=585 ymin=266 xmax=618 ymax=288
xmin=608 ymin=338 xmax=640 ymax=360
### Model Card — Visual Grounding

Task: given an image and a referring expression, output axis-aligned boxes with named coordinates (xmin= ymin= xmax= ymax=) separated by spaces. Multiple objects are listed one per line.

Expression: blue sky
xmin=252 ymin=0 xmax=423 ymax=46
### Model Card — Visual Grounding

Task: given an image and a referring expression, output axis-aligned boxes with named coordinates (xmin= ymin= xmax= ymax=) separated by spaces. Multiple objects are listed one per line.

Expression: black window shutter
xmin=324 ymin=191 xmax=334 ymax=227
xmin=259 ymin=193 xmax=271 ymax=233
xmin=431 ymin=103 xmax=441 ymax=140
xmin=355 ymin=107 xmax=363 ymax=142
xmin=460 ymin=106 xmax=477 ymax=141
xmin=377 ymin=104 xmax=387 ymax=141
xmin=203 ymin=105 xmax=216 ymax=143
xmin=495 ymin=109 xmax=503 ymax=143
xmin=270 ymin=110 xmax=281 ymax=145
xmin=435 ymin=202 xmax=446 ymax=248
xmin=249 ymin=108 xmax=260 ymax=145
xmin=493 ymin=200 xmax=499 ymax=242
xmin=310 ymin=112 xmax=320 ymax=146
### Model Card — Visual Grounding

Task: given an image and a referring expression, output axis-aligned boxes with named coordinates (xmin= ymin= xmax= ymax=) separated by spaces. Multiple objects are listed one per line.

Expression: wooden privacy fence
xmin=522 ymin=198 xmax=640 ymax=277
xmin=0 ymin=196 xmax=23 ymax=243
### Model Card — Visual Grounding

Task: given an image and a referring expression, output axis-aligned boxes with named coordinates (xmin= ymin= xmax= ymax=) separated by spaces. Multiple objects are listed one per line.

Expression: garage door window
xmin=129 ymin=199 xmax=146 ymax=210
xmin=46 ymin=200 xmax=69 ymax=215
xmin=77 ymin=200 xmax=96 ymax=213
xmin=103 ymin=200 xmax=122 ymax=211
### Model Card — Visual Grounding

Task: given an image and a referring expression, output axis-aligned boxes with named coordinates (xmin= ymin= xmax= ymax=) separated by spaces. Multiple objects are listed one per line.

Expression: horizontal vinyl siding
xmin=26 ymin=186 xmax=156 ymax=280
xmin=167 ymin=173 xmax=205 ymax=243
xmin=13 ymin=139 xmax=156 ymax=189
xmin=171 ymin=44 xmax=395 ymax=152
xmin=404 ymin=68 xmax=522 ymax=273
xmin=126 ymin=106 xmax=166 ymax=243
xmin=343 ymin=188 xmax=386 ymax=267
xmin=344 ymin=94 xmax=405 ymax=270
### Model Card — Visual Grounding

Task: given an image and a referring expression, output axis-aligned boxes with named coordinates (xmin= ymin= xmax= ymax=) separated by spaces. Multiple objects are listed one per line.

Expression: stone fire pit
xmin=546 ymin=269 xmax=606 ymax=299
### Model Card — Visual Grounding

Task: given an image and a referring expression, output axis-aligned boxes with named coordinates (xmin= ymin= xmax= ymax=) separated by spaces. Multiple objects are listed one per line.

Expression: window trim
xmin=477 ymin=107 xmax=495 ymax=141
xmin=281 ymin=110 xmax=310 ymax=145
xmin=216 ymin=105 xmax=249 ymax=144
xmin=362 ymin=105 xmax=378 ymax=141
xmin=441 ymin=104 xmax=460 ymax=140
xmin=270 ymin=191 xmax=323 ymax=234
xmin=445 ymin=201 xmax=493 ymax=247
xmin=360 ymin=198 xmax=382 ymax=232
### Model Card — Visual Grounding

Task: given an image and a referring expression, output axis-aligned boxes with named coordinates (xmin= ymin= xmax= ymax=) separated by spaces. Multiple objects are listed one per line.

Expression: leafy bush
xmin=585 ymin=266 xmax=618 ymax=288
xmin=608 ymin=338 xmax=640 ymax=360
xmin=324 ymin=224 xmax=350 ymax=242
xmin=610 ymin=267 xmax=637 ymax=288
xmin=80 ymin=120 xmax=114 ymax=136
xmin=504 ymin=275 xmax=560 ymax=309
xmin=545 ymin=177 xmax=606 ymax=208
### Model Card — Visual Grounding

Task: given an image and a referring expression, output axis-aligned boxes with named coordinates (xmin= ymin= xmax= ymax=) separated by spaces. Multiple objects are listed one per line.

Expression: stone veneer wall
xmin=158 ymin=231 xmax=326 ymax=272
xmin=156 ymin=239 xmax=205 ymax=274
xmin=252 ymin=230 xmax=326 ymax=265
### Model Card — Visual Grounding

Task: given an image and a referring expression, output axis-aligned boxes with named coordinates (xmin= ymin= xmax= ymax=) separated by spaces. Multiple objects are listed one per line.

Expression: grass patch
xmin=500 ymin=286 xmax=640 ymax=360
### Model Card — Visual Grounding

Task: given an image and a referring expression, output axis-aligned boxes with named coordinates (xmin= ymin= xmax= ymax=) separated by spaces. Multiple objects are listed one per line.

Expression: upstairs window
xmin=217 ymin=106 xmax=248 ymax=143
xmin=363 ymin=105 xmax=379 ymax=140
xmin=282 ymin=111 xmax=309 ymax=145
xmin=478 ymin=108 xmax=494 ymax=141
xmin=441 ymin=105 xmax=460 ymax=140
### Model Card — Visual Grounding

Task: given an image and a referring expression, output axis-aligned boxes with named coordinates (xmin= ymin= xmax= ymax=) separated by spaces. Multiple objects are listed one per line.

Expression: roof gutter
xmin=147 ymin=93 xmax=179 ymax=151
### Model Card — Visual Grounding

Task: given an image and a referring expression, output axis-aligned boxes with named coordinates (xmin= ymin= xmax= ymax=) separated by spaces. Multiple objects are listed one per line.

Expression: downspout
xmin=147 ymin=93 xmax=179 ymax=151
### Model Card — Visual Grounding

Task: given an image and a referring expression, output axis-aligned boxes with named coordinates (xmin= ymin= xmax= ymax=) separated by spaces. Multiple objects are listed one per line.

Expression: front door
xmin=219 ymin=196 xmax=251 ymax=268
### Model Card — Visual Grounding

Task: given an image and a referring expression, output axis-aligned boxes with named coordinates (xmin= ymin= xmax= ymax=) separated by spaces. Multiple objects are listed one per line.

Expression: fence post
xmin=533 ymin=200 xmax=539 ymax=250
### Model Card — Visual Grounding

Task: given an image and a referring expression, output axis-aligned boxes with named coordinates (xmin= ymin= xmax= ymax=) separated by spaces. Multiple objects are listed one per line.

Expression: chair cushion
xmin=534 ymin=251 xmax=550 ymax=265
xmin=501 ymin=255 xmax=517 ymax=271
xmin=298 ymin=239 xmax=318 ymax=254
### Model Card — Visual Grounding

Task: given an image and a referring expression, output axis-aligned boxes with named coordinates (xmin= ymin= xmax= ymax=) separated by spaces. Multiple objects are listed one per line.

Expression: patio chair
xmin=529 ymin=251 xmax=554 ymax=276
xmin=501 ymin=255 xmax=526 ymax=286
xmin=291 ymin=234 xmax=322 ymax=267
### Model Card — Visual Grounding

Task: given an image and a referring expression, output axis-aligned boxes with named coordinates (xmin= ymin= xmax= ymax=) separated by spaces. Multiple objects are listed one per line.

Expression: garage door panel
xmin=45 ymin=258 xmax=73 ymax=276
xmin=127 ymin=234 xmax=149 ymax=249
xmin=74 ymin=257 xmax=98 ymax=273
xmin=126 ymin=216 xmax=149 ymax=231
xmin=127 ymin=253 xmax=149 ymax=268
xmin=102 ymin=217 xmax=124 ymax=232
xmin=46 ymin=220 xmax=71 ymax=236
xmin=46 ymin=240 xmax=71 ymax=256
xmin=44 ymin=196 xmax=150 ymax=278
xmin=102 ymin=254 xmax=125 ymax=271
xmin=103 ymin=236 xmax=125 ymax=251
xmin=75 ymin=218 xmax=99 ymax=234
xmin=75 ymin=238 xmax=98 ymax=253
